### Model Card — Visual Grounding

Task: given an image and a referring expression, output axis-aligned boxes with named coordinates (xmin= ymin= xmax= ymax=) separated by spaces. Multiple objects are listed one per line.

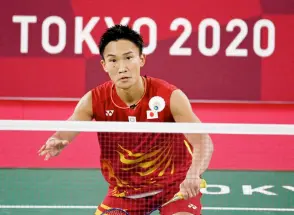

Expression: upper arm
xmin=68 ymin=91 xmax=94 ymax=121
xmin=50 ymin=91 xmax=94 ymax=141
xmin=170 ymin=89 xmax=201 ymax=123
xmin=170 ymin=90 xmax=214 ymax=172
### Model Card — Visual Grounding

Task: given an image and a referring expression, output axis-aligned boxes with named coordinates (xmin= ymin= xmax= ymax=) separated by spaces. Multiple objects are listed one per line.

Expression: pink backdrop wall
xmin=0 ymin=0 xmax=294 ymax=102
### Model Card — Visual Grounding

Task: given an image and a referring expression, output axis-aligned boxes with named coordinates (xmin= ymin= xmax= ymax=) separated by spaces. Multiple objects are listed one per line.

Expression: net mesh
xmin=0 ymin=120 xmax=294 ymax=215
xmin=101 ymin=208 xmax=129 ymax=215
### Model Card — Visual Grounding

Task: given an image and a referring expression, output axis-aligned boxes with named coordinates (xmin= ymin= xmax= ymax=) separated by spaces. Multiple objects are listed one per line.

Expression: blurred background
xmin=0 ymin=0 xmax=293 ymax=214
xmin=1 ymin=0 xmax=294 ymax=102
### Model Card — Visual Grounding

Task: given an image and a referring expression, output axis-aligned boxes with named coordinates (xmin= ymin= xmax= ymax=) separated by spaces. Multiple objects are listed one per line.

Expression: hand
xmin=179 ymin=176 xmax=202 ymax=199
xmin=38 ymin=138 xmax=69 ymax=160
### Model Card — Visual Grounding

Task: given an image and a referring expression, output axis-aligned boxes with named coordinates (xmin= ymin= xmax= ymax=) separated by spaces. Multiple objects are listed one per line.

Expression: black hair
xmin=99 ymin=24 xmax=144 ymax=59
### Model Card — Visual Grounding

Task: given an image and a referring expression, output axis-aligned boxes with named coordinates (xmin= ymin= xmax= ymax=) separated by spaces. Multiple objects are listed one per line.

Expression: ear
xmin=139 ymin=54 xmax=146 ymax=67
xmin=100 ymin=59 xmax=108 ymax=73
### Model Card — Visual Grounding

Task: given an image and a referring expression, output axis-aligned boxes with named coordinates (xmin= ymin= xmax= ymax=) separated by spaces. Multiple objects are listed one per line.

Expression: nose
xmin=118 ymin=60 xmax=127 ymax=74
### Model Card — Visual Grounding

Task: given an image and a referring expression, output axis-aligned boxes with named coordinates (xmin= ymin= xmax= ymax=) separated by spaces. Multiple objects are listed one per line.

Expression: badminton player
xmin=38 ymin=25 xmax=214 ymax=215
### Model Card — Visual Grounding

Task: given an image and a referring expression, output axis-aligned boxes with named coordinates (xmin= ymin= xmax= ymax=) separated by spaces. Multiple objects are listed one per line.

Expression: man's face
xmin=101 ymin=39 xmax=145 ymax=90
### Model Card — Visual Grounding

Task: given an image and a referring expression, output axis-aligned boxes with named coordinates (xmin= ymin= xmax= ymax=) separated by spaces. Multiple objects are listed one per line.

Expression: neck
xmin=115 ymin=76 xmax=145 ymax=106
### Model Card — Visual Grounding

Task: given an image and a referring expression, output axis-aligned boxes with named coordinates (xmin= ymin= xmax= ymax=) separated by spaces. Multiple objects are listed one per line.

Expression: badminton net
xmin=0 ymin=120 xmax=294 ymax=215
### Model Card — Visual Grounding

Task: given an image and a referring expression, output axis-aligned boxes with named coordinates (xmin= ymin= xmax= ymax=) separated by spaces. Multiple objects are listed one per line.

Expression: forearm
xmin=49 ymin=111 xmax=92 ymax=143
xmin=50 ymin=131 xmax=80 ymax=143
xmin=187 ymin=134 xmax=214 ymax=176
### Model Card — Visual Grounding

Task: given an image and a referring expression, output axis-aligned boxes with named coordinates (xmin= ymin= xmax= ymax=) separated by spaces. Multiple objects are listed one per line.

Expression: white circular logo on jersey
xmin=149 ymin=96 xmax=165 ymax=112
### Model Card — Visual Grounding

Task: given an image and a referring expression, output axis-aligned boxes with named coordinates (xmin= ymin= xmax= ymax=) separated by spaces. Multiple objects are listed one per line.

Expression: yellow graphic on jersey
xmin=101 ymin=159 xmax=154 ymax=197
xmin=118 ymin=144 xmax=144 ymax=157
xmin=116 ymin=143 xmax=174 ymax=177
xmin=101 ymin=160 xmax=129 ymax=187
xmin=102 ymin=139 xmax=192 ymax=197
xmin=184 ymin=140 xmax=193 ymax=156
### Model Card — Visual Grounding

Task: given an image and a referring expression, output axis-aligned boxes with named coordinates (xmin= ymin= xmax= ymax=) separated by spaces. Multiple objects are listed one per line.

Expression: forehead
xmin=103 ymin=39 xmax=140 ymax=57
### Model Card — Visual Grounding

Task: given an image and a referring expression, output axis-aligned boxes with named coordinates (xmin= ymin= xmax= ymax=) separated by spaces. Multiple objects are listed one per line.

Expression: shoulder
xmin=91 ymin=80 xmax=113 ymax=102
xmin=92 ymin=80 xmax=113 ymax=93
xmin=89 ymin=81 xmax=113 ymax=119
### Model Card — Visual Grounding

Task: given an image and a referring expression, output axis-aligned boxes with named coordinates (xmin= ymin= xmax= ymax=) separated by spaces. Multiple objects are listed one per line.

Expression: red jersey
xmin=91 ymin=76 xmax=192 ymax=197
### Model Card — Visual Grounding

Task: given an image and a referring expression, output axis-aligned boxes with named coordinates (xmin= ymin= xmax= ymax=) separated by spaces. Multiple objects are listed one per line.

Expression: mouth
xmin=119 ymin=77 xmax=130 ymax=81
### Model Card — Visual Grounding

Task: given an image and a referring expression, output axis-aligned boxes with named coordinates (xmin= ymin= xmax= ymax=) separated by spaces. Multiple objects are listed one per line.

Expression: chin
xmin=116 ymin=82 xmax=133 ymax=90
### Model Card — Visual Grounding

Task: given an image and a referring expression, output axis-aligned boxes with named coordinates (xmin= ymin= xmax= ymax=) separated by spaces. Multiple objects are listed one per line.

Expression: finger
xmin=45 ymin=153 xmax=51 ymax=161
xmin=62 ymin=140 xmax=69 ymax=146
xmin=186 ymin=187 xmax=194 ymax=199
xmin=191 ymin=185 xmax=198 ymax=197
xmin=38 ymin=145 xmax=46 ymax=154
xmin=38 ymin=146 xmax=44 ymax=154
xmin=180 ymin=190 xmax=189 ymax=200
xmin=195 ymin=181 xmax=202 ymax=195
xmin=182 ymin=181 xmax=197 ymax=199
xmin=39 ymin=149 xmax=50 ymax=156
xmin=179 ymin=186 xmax=189 ymax=200
xmin=38 ymin=141 xmax=55 ymax=155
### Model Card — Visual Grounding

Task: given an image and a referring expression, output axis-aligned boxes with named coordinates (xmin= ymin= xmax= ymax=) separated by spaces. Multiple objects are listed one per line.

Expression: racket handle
xmin=176 ymin=179 xmax=207 ymax=199
xmin=200 ymin=178 xmax=207 ymax=188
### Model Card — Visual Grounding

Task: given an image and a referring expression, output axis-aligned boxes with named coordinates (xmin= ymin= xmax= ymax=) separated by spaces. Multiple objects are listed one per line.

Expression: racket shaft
xmin=161 ymin=195 xmax=182 ymax=207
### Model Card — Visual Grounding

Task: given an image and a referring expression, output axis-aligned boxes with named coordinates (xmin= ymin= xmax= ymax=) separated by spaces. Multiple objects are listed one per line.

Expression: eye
xmin=126 ymin=56 xmax=133 ymax=60
xmin=109 ymin=59 xmax=116 ymax=63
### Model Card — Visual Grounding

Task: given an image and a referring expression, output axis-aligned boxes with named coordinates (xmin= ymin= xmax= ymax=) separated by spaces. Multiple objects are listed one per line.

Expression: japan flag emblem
xmin=147 ymin=110 xmax=158 ymax=119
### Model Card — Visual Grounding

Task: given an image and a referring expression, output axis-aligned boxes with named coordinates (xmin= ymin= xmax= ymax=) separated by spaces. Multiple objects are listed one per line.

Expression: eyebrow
xmin=106 ymin=51 xmax=134 ymax=58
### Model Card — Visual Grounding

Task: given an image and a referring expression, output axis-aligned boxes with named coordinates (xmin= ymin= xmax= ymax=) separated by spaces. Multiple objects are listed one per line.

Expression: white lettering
xmin=12 ymin=15 xmax=37 ymax=53
xmin=133 ymin=17 xmax=157 ymax=55
xmin=283 ymin=186 xmax=294 ymax=192
xmin=253 ymin=19 xmax=275 ymax=57
xmin=75 ymin=17 xmax=99 ymax=54
xmin=169 ymin=18 xmax=192 ymax=56
xmin=226 ymin=19 xmax=248 ymax=57
xmin=243 ymin=185 xmax=277 ymax=196
xmin=198 ymin=18 xmax=220 ymax=56
xmin=201 ymin=185 xmax=230 ymax=195
xmin=12 ymin=15 xmax=275 ymax=57
xmin=42 ymin=16 xmax=66 ymax=54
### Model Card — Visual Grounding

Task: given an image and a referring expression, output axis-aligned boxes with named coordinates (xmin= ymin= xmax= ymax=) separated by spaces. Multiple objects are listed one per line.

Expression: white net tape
xmin=0 ymin=120 xmax=293 ymax=135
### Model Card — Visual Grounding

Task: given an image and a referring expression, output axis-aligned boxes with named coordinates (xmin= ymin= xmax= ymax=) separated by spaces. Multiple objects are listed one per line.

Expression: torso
xmin=91 ymin=76 xmax=192 ymax=197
